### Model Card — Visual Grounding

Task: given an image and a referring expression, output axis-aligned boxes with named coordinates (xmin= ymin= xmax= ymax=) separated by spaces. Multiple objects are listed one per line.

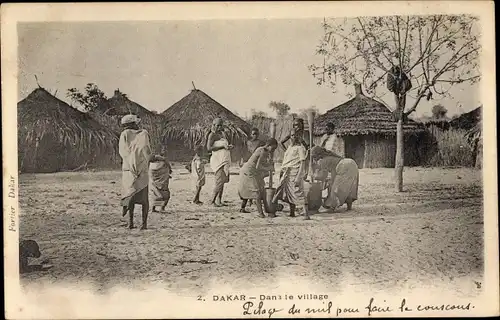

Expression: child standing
xmin=191 ymin=145 xmax=206 ymax=205
xmin=149 ymin=147 xmax=172 ymax=213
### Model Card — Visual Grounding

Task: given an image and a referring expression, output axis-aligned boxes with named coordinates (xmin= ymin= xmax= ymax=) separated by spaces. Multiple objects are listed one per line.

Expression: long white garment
xmin=210 ymin=138 xmax=231 ymax=174
xmin=119 ymin=129 xmax=152 ymax=199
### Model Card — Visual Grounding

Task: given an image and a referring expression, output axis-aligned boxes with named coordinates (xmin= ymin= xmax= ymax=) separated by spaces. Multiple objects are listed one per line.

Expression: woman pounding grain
xmin=281 ymin=117 xmax=312 ymax=178
xmin=273 ymin=129 xmax=311 ymax=220
xmin=280 ymin=118 xmax=310 ymax=151
xmin=119 ymin=114 xmax=153 ymax=230
xmin=310 ymin=146 xmax=359 ymax=211
xmin=207 ymin=118 xmax=233 ymax=207
xmin=238 ymin=138 xmax=278 ymax=217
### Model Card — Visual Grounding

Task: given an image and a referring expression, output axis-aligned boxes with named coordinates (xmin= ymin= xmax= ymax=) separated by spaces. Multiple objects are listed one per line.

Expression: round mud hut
xmin=314 ymin=84 xmax=435 ymax=168
xmin=161 ymin=88 xmax=251 ymax=162
xmin=89 ymin=89 xmax=165 ymax=152
xmin=18 ymin=88 xmax=120 ymax=173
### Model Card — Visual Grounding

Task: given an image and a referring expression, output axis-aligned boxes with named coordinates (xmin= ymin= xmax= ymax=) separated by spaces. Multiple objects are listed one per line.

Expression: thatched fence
xmin=418 ymin=124 xmax=477 ymax=167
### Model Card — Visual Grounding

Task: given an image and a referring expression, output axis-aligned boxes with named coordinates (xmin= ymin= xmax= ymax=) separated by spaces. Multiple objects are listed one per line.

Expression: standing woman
xmin=273 ymin=129 xmax=311 ymax=220
xmin=240 ymin=127 xmax=265 ymax=167
xmin=280 ymin=118 xmax=310 ymax=150
xmin=280 ymin=118 xmax=312 ymax=178
xmin=207 ymin=118 xmax=233 ymax=207
xmin=310 ymin=146 xmax=359 ymax=211
xmin=238 ymin=138 xmax=278 ymax=217
xmin=119 ymin=114 xmax=153 ymax=230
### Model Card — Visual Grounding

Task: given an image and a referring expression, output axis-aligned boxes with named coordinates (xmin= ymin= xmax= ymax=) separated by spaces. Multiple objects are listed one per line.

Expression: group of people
xmin=118 ymin=114 xmax=359 ymax=230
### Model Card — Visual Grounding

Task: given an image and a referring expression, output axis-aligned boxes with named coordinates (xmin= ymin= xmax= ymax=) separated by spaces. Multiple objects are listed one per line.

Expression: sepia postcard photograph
xmin=2 ymin=1 xmax=499 ymax=319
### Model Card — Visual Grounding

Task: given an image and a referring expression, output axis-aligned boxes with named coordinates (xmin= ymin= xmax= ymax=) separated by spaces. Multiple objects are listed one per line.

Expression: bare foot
xmin=346 ymin=202 xmax=353 ymax=210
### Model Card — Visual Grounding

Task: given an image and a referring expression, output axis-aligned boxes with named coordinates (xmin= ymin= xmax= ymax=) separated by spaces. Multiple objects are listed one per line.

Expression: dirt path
xmin=19 ymin=167 xmax=483 ymax=296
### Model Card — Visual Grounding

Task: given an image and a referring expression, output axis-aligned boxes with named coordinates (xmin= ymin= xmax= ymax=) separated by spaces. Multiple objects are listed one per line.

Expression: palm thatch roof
xmin=450 ymin=105 xmax=482 ymax=131
xmin=104 ymin=89 xmax=157 ymax=118
xmin=18 ymin=88 xmax=119 ymax=173
xmin=161 ymin=88 xmax=251 ymax=148
xmin=314 ymin=84 xmax=426 ymax=136
xmin=89 ymin=89 xmax=165 ymax=151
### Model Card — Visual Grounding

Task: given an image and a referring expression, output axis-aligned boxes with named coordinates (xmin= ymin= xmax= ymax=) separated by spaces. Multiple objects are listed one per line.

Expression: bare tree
xmin=309 ymin=15 xmax=480 ymax=191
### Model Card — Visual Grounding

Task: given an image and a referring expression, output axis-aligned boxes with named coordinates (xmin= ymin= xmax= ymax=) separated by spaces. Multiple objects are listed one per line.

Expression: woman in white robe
xmin=207 ymin=118 xmax=233 ymax=207
xmin=119 ymin=114 xmax=152 ymax=230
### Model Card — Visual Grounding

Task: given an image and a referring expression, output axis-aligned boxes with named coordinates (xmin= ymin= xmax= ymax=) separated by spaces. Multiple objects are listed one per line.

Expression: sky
xmin=18 ymin=20 xmax=481 ymax=119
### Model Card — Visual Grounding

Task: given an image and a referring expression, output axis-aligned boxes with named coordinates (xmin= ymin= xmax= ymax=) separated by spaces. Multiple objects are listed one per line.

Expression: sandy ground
xmin=19 ymin=166 xmax=483 ymax=296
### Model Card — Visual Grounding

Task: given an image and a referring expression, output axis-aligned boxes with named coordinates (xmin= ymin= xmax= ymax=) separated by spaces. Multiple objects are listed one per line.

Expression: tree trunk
xmin=394 ymin=93 xmax=404 ymax=192
xmin=395 ymin=118 xmax=404 ymax=191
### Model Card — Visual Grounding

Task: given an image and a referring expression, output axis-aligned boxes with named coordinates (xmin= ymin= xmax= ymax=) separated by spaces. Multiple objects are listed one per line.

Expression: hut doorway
xmin=344 ymin=136 xmax=365 ymax=168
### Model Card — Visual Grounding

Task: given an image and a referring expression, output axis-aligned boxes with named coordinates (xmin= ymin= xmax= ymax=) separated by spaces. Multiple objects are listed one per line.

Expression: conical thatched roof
xmin=103 ymin=89 xmax=157 ymax=117
xmin=314 ymin=84 xmax=426 ymax=136
xmin=161 ymin=88 xmax=251 ymax=148
xmin=18 ymin=88 xmax=119 ymax=173
xmin=89 ymin=89 xmax=165 ymax=152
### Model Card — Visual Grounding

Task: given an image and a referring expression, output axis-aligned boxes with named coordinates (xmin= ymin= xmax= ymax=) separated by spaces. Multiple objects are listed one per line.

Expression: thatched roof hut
xmin=89 ymin=89 xmax=165 ymax=152
xmin=450 ymin=105 xmax=482 ymax=131
xmin=18 ymin=88 xmax=119 ymax=173
xmin=313 ymin=84 xmax=434 ymax=168
xmin=315 ymin=84 xmax=426 ymax=136
xmin=161 ymin=88 xmax=251 ymax=162
xmin=105 ymin=89 xmax=156 ymax=117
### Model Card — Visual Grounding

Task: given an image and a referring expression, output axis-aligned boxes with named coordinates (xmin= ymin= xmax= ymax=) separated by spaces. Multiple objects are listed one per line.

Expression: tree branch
xmin=432 ymin=46 xmax=480 ymax=81
xmin=434 ymin=75 xmax=480 ymax=84
xmin=407 ymin=17 xmax=444 ymax=73
xmin=357 ymin=17 xmax=391 ymax=72
xmin=402 ymin=16 xmax=411 ymax=67
xmin=404 ymin=85 xmax=430 ymax=116
xmin=417 ymin=22 xmax=430 ymax=85
xmin=395 ymin=16 xmax=403 ymax=67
